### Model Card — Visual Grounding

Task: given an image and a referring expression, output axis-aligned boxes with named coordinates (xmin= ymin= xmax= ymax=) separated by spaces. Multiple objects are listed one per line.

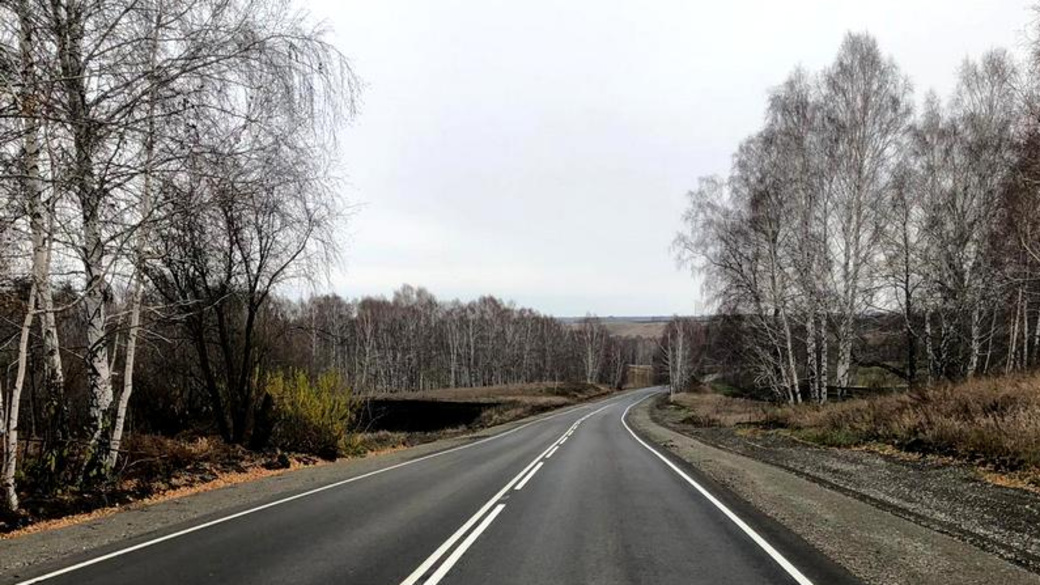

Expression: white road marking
xmin=621 ymin=394 xmax=815 ymax=585
xmin=401 ymin=396 xmax=625 ymax=584
xmin=545 ymin=445 xmax=560 ymax=459
xmin=559 ymin=437 xmax=568 ymax=445
xmin=423 ymin=504 xmax=507 ymax=585
xmin=513 ymin=462 xmax=544 ymax=491
xmin=15 ymin=393 xmax=634 ymax=585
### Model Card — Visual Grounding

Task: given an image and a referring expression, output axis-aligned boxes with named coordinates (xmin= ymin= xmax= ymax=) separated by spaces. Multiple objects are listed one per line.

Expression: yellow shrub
xmin=265 ymin=370 xmax=356 ymax=460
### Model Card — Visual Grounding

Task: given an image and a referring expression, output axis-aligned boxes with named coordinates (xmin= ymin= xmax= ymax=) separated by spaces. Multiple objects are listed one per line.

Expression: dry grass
xmin=601 ymin=321 xmax=667 ymax=339
xmin=672 ymin=374 xmax=1040 ymax=481
xmin=398 ymin=381 xmax=608 ymax=405
xmin=4 ymin=440 xmax=321 ymax=538
xmin=771 ymin=376 xmax=1040 ymax=474
xmin=562 ymin=319 xmax=666 ymax=339
xmin=670 ymin=392 xmax=773 ymax=427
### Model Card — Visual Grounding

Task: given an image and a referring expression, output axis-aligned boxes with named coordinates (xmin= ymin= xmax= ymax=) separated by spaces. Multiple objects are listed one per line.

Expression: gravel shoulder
xmin=629 ymin=393 xmax=1040 ymax=585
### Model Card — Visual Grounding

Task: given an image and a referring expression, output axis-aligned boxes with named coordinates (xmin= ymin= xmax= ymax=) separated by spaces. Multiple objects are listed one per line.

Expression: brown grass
xmin=398 ymin=381 xmax=608 ymax=405
xmin=670 ymin=392 xmax=773 ymax=427
xmin=671 ymin=374 xmax=1040 ymax=481
xmin=601 ymin=321 xmax=667 ymax=339
xmin=3 ymin=451 xmax=321 ymax=539
xmin=772 ymin=376 xmax=1040 ymax=473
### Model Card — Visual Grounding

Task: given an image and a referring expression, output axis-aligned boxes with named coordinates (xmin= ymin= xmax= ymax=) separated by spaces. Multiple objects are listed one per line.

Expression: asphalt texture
xmin=4 ymin=388 xmax=858 ymax=585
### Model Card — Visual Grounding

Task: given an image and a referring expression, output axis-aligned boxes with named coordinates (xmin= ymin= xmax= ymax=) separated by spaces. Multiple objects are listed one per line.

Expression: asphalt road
xmin=7 ymin=388 xmax=858 ymax=585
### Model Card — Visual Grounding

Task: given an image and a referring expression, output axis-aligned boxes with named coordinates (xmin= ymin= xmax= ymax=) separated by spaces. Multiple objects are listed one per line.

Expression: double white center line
xmin=399 ymin=402 xmax=610 ymax=585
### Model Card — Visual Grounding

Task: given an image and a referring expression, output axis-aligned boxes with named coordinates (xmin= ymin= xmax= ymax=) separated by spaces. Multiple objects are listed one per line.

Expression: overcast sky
xmin=306 ymin=0 xmax=1033 ymax=317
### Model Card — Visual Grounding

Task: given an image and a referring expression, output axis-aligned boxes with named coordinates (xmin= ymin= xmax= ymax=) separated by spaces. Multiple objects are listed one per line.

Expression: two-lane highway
xmin=6 ymin=388 xmax=858 ymax=585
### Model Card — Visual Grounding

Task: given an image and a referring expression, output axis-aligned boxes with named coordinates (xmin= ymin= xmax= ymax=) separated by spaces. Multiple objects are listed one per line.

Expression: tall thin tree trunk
xmin=5 ymin=0 xmax=53 ymax=510
xmin=1022 ymin=297 xmax=1030 ymax=368
xmin=55 ymin=0 xmax=115 ymax=461
xmin=107 ymin=14 xmax=160 ymax=466
xmin=2 ymin=283 xmax=36 ymax=513
xmin=967 ymin=305 xmax=982 ymax=377
xmin=805 ymin=310 xmax=818 ymax=401
xmin=1007 ymin=291 xmax=1021 ymax=375
xmin=105 ymin=277 xmax=143 ymax=470
xmin=818 ymin=310 xmax=829 ymax=403
xmin=38 ymin=210 xmax=66 ymax=447
xmin=835 ymin=315 xmax=853 ymax=396
xmin=1033 ymin=296 xmax=1040 ymax=369
xmin=780 ymin=308 xmax=800 ymax=403
xmin=984 ymin=308 xmax=997 ymax=374
xmin=925 ymin=309 xmax=935 ymax=385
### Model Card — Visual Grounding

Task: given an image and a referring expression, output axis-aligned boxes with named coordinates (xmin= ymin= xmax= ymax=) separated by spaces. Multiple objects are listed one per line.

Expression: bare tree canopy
xmin=676 ymin=31 xmax=1040 ymax=404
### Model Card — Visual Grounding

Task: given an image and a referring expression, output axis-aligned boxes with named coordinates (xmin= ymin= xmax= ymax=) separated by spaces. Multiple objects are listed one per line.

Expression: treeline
xmin=0 ymin=0 xmax=355 ymax=514
xmin=0 ymin=0 xmax=651 ymax=517
xmin=273 ymin=287 xmax=652 ymax=394
xmin=675 ymin=26 xmax=1040 ymax=404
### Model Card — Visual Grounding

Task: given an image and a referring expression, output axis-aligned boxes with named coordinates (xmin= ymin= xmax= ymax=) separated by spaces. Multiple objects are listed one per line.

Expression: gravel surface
xmin=651 ymin=397 xmax=1040 ymax=574
xmin=631 ymin=394 xmax=1040 ymax=585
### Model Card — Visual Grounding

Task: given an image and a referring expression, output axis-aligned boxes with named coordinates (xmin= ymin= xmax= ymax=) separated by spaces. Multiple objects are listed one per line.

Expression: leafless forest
xmin=0 ymin=0 xmax=651 ymax=522
xmin=672 ymin=28 xmax=1040 ymax=404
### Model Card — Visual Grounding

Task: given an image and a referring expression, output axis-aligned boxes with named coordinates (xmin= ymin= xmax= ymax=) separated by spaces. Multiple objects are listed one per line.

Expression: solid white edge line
xmin=401 ymin=396 xmax=623 ymax=585
xmin=16 ymin=394 xmax=631 ymax=585
xmin=512 ymin=462 xmax=544 ymax=491
xmin=545 ymin=446 xmax=560 ymax=459
xmin=621 ymin=394 xmax=815 ymax=585
xmin=423 ymin=504 xmax=507 ymax=585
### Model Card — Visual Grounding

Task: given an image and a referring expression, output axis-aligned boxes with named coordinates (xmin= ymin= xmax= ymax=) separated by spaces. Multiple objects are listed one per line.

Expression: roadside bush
xmin=265 ymin=370 xmax=356 ymax=460
xmin=771 ymin=375 xmax=1040 ymax=471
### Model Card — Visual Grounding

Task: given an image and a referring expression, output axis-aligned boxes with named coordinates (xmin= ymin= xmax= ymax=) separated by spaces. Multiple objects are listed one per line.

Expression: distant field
xmin=601 ymin=320 xmax=667 ymax=338
xmin=400 ymin=381 xmax=607 ymax=406
xmin=560 ymin=316 xmax=672 ymax=339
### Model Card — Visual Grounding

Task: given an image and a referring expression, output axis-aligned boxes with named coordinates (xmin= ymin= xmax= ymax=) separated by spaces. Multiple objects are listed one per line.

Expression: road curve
xmin=4 ymin=388 xmax=858 ymax=585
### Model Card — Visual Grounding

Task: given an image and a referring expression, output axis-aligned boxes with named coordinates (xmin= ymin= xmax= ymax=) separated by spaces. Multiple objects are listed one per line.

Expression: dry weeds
xmin=2 ymin=458 xmax=320 ymax=540
xmin=672 ymin=373 xmax=1040 ymax=484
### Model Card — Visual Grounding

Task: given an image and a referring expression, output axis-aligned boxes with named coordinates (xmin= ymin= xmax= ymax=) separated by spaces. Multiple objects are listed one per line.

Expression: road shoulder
xmin=627 ymin=394 xmax=1040 ymax=585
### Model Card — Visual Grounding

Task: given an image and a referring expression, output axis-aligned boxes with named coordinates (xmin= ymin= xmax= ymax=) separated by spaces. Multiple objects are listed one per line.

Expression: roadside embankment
xmin=0 ymin=389 xmax=625 ymax=578
xmin=3 ymin=382 xmax=618 ymax=538
xmin=628 ymin=394 xmax=1040 ymax=585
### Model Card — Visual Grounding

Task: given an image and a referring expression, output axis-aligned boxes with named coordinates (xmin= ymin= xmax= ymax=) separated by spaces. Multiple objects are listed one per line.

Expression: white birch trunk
xmin=835 ymin=314 xmax=853 ymax=392
xmin=780 ymin=308 xmax=801 ymax=403
xmin=805 ymin=309 xmax=818 ymax=402
xmin=967 ymin=305 xmax=982 ymax=378
xmin=2 ymin=283 xmax=36 ymax=513
xmin=818 ymin=310 xmax=829 ymax=403
xmin=105 ymin=277 xmax=143 ymax=470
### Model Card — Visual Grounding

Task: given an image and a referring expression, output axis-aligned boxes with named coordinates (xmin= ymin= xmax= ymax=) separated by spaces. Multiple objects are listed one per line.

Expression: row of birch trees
xmin=676 ymin=31 xmax=1040 ymax=403
xmin=0 ymin=0 xmax=354 ymax=514
xmin=281 ymin=288 xmax=653 ymax=394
